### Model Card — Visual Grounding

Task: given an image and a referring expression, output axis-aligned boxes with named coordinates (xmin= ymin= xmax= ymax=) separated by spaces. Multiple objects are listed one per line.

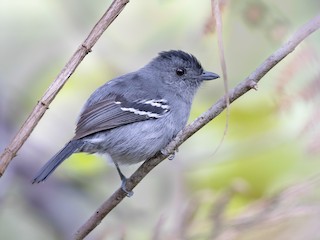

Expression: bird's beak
xmin=201 ymin=71 xmax=220 ymax=81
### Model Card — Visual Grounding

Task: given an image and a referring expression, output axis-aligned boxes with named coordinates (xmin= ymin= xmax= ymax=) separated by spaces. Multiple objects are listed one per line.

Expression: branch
xmin=74 ymin=14 xmax=320 ymax=240
xmin=0 ymin=0 xmax=130 ymax=176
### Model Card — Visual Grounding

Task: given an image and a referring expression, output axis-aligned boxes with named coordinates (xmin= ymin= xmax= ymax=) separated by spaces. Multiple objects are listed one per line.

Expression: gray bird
xmin=33 ymin=50 xmax=219 ymax=195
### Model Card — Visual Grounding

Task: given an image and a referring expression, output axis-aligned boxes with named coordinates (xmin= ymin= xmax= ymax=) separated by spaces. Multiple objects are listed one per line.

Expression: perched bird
xmin=33 ymin=50 xmax=219 ymax=195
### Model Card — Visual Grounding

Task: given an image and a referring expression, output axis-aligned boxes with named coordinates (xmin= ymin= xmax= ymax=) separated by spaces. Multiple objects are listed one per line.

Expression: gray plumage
xmin=33 ymin=50 xmax=219 ymax=190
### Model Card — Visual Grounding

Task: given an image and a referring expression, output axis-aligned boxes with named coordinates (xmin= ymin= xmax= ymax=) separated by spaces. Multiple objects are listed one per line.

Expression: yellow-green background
xmin=1 ymin=0 xmax=320 ymax=239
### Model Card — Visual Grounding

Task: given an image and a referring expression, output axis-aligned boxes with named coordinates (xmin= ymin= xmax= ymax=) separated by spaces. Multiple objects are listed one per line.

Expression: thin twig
xmin=0 ymin=0 xmax=130 ymax=176
xmin=211 ymin=0 xmax=230 ymax=156
xmin=74 ymin=14 xmax=320 ymax=240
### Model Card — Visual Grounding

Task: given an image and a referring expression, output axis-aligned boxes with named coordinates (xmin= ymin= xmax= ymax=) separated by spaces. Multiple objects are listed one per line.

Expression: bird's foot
xmin=168 ymin=152 xmax=175 ymax=161
xmin=161 ymin=148 xmax=179 ymax=161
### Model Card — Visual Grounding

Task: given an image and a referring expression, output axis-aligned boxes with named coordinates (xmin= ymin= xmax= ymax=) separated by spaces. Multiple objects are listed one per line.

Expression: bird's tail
xmin=32 ymin=140 xmax=84 ymax=183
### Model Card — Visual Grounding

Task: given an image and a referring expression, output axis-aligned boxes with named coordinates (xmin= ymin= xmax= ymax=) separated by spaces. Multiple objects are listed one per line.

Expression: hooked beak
xmin=201 ymin=71 xmax=220 ymax=81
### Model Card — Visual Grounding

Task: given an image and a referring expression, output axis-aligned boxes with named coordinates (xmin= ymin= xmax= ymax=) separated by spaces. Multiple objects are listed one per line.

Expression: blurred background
xmin=1 ymin=0 xmax=320 ymax=239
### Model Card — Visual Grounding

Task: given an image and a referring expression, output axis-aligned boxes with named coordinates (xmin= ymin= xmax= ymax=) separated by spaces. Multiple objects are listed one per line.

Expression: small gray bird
xmin=33 ymin=50 xmax=219 ymax=195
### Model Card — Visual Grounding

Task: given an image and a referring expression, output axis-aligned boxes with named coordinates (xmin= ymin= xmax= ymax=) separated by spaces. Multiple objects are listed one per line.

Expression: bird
xmin=32 ymin=50 xmax=220 ymax=196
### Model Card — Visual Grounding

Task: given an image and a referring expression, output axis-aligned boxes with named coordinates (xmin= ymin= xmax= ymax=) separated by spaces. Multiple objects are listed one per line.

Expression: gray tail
xmin=32 ymin=140 xmax=84 ymax=183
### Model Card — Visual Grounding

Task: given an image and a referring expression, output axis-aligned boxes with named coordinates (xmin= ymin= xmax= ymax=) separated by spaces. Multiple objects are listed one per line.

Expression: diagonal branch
xmin=0 ymin=0 xmax=130 ymax=176
xmin=73 ymin=14 xmax=320 ymax=240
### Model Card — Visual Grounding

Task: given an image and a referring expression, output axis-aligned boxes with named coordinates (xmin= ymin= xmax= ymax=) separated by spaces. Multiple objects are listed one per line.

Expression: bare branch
xmin=74 ymin=13 xmax=320 ymax=240
xmin=0 ymin=0 xmax=129 ymax=176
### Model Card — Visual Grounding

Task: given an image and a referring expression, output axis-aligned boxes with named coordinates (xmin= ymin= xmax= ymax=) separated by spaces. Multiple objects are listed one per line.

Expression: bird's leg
xmin=114 ymin=161 xmax=133 ymax=197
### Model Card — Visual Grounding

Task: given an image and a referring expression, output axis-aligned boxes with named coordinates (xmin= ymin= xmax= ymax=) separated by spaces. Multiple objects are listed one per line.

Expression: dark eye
xmin=176 ymin=67 xmax=186 ymax=76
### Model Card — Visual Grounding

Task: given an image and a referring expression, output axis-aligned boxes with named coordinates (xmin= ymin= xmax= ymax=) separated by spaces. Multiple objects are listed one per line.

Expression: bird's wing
xmin=73 ymin=94 xmax=170 ymax=140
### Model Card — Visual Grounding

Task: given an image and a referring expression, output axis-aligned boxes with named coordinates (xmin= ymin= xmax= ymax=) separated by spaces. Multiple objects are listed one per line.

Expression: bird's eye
xmin=176 ymin=68 xmax=186 ymax=76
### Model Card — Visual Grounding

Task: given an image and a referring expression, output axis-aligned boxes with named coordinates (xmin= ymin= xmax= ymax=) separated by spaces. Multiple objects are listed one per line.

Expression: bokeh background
xmin=1 ymin=0 xmax=320 ymax=239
